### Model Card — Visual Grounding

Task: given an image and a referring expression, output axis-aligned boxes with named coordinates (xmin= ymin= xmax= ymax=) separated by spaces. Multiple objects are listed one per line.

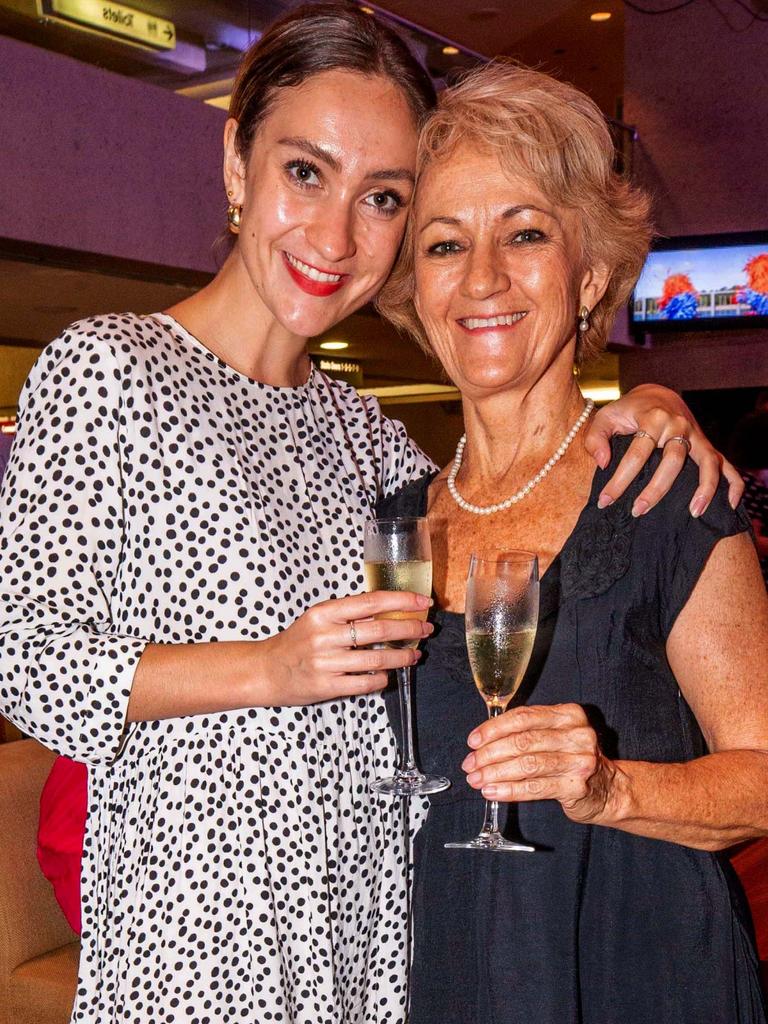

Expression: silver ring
xmin=664 ymin=434 xmax=691 ymax=455
xmin=634 ymin=429 xmax=659 ymax=446
xmin=348 ymin=621 xmax=358 ymax=649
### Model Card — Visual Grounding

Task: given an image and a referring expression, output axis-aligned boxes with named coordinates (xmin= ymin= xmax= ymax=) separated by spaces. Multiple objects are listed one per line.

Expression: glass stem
xmin=480 ymin=705 xmax=503 ymax=835
xmin=396 ymin=666 xmax=417 ymax=774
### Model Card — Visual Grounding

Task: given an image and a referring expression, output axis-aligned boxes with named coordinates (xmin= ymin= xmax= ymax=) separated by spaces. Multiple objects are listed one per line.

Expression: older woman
xmin=377 ymin=64 xmax=768 ymax=1023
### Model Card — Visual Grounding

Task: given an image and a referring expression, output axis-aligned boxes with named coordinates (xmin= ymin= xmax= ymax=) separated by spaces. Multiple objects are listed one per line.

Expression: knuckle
xmin=525 ymin=777 xmax=545 ymax=796
xmin=513 ymin=730 xmax=532 ymax=752
xmin=560 ymin=702 xmax=585 ymax=723
xmin=370 ymin=620 xmax=386 ymax=641
xmin=573 ymin=726 xmax=594 ymax=750
xmin=521 ymin=753 xmax=539 ymax=774
xmin=365 ymin=650 xmax=386 ymax=671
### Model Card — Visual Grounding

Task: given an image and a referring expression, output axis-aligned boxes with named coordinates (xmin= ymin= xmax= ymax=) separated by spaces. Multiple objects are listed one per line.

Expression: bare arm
xmin=126 ymin=589 xmax=432 ymax=721
xmin=606 ymin=531 xmax=768 ymax=849
xmin=462 ymin=533 xmax=768 ymax=851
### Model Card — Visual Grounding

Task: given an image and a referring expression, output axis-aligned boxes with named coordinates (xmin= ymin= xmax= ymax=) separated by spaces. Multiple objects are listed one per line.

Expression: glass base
xmin=445 ymin=833 xmax=535 ymax=852
xmin=372 ymin=769 xmax=451 ymax=797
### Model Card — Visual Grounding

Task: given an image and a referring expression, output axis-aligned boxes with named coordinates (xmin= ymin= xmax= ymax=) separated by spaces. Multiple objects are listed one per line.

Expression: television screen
xmin=630 ymin=232 xmax=768 ymax=331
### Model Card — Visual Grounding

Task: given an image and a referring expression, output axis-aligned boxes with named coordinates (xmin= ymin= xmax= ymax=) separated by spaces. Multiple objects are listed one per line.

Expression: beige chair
xmin=0 ymin=739 xmax=79 ymax=1024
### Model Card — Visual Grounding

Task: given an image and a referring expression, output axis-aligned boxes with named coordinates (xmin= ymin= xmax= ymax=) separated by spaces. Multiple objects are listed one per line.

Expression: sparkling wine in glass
xmin=363 ymin=517 xmax=450 ymax=797
xmin=445 ymin=551 xmax=539 ymax=852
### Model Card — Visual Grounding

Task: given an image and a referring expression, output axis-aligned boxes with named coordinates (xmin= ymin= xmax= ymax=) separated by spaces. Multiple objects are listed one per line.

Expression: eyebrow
xmin=278 ymin=136 xmax=415 ymax=185
xmin=419 ymin=204 xmax=555 ymax=234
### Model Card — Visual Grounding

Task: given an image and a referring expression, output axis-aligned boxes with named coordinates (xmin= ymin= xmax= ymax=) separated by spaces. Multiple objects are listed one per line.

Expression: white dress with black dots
xmin=0 ymin=313 xmax=434 ymax=1024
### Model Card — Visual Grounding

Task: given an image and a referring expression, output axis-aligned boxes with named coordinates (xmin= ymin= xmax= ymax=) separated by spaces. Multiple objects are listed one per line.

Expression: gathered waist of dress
xmin=116 ymin=695 xmax=393 ymax=764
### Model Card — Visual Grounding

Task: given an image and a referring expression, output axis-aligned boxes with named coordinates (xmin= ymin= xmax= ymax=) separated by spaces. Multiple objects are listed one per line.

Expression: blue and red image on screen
xmin=632 ymin=242 xmax=768 ymax=323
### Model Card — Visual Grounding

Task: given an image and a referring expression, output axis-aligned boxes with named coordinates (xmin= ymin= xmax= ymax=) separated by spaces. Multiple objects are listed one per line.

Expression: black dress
xmin=377 ymin=441 xmax=765 ymax=1024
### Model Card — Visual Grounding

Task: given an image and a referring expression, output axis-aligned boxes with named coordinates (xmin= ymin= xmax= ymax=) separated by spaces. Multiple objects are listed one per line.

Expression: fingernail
xmin=462 ymin=753 xmax=476 ymax=771
xmin=597 ymin=493 xmax=614 ymax=510
xmin=729 ymin=494 xmax=739 ymax=510
xmin=412 ymin=651 xmax=422 ymax=662
xmin=467 ymin=771 xmax=482 ymax=786
xmin=422 ymin=623 xmax=434 ymax=633
xmin=416 ymin=595 xmax=432 ymax=607
xmin=481 ymin=785 xmax=498 ymax=798
xmin=690 ymin=495 xmax=707 ymax=518
xmin=631 ymin=498 xmax=649 ymax=518
xmin=597 ymin=451 xmax=609 ymax=469
xmin=468 ymin=730 xmax=481 ymax=748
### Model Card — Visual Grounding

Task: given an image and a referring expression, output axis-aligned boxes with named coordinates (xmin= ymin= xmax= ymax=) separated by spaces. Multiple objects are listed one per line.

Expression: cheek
xmin=414 ymin=262 xmax=451 ymax=319
xmin=356 ymin=220 xmax=405 ymax=286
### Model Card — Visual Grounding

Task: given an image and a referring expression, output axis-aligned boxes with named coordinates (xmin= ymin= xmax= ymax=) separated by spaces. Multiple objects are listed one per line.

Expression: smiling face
xmin=224 ymin=69 xmax=419 ymax=340
xmin=413 ymin=144 xmax=609 ymax=399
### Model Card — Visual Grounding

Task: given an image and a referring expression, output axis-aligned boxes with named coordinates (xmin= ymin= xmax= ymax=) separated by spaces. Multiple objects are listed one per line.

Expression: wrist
xmin=238 ymin=637 xmax=280 ymax=708
xmin=596 ymin=757 xmax=635 ymax=828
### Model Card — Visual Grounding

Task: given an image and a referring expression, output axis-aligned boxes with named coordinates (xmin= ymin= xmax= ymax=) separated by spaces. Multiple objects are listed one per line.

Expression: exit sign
xmin=41 ymin=0 xmax=176 ymax=50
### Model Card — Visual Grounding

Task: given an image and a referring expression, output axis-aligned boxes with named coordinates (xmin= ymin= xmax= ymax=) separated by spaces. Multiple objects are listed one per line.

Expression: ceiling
xmin=0 ymin=0 xmax=624 ymax=115
xmin=0 ymin=0 xmax=624 ymax=409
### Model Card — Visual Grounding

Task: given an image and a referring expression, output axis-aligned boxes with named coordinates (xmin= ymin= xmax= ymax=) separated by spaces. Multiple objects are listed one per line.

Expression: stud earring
xmin=578 ymin=305 xmax=590 ymax=333
xmin=227 ymin=203 xmax=242 ymax=233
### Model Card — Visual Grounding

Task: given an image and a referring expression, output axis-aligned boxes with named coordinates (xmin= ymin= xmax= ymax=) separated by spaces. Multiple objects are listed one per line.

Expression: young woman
xmin=0 ymin=5 xmax=740 ymax=1022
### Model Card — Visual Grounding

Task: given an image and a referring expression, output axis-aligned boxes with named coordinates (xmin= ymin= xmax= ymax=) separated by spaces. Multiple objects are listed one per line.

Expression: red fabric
xmin=37 ymin=755 xmax=87 ymax=934
xmin=732 ymin=839 xmax=768 ymax=961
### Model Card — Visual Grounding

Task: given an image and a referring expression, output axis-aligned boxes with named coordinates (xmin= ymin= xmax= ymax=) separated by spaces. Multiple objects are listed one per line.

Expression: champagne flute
xmin=363 ymin=517 xmax=450 ymax=796
xmin=445 ymin=551 xmax=539 ymax=852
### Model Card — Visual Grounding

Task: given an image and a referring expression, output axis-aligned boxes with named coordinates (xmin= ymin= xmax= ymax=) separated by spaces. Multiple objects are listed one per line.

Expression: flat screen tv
xmin=629 ymin=231 xmax=768 ymax=333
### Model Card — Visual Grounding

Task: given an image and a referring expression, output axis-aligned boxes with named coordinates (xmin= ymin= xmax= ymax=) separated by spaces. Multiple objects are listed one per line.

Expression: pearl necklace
xmin=447 ymin=399 xmax=595 ymax=516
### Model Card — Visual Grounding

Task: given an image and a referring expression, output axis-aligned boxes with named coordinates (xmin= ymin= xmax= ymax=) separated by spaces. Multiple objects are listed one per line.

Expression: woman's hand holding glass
xmin=260 ymin=590 xmax=433 ymax=706
xmin=462 ymin=701 xmax=620 ymax=825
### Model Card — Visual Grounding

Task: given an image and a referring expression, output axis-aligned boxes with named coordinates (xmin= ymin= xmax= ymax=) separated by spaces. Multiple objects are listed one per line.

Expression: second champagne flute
xmin=363 ymin=517 xmax=450 ymax=797
xmin=445 ymin=551 xmax=540 ymax=852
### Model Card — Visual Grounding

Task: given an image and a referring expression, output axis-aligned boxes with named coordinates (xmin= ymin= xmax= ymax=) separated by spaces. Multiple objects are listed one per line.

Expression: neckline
xmin=150 ymin=312 xmax=316 ymax=393
xmin=424 ymin=461 xmax=603 ymax=619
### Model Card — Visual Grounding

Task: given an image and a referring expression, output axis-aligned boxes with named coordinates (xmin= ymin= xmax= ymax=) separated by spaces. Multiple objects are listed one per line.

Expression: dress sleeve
xmin=362 ymin=395 xmax=436 ymax=499
xmin=659 ymin=468 xmax=753 ymax=638
xmin=0 ymin=332 xmax=147 ymax=765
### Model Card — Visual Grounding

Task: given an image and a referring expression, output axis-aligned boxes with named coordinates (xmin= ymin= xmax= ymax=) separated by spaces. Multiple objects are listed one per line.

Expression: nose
xmin=460 ymin=243 xmax=510 ymax=301
xmin=304 ymin=199 xmax=357 ymax=264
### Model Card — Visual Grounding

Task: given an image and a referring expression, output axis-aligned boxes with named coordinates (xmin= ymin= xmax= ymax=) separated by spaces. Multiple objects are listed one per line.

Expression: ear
xmin=579 ymin=261 xmax=611 ymax=313
xmin=223 ymin=118 xmax=246 ymax=204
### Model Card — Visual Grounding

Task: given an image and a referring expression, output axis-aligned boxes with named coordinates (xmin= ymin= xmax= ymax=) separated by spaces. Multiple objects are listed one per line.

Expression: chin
xmin=277 ymin=304 xmax=345 ymax=339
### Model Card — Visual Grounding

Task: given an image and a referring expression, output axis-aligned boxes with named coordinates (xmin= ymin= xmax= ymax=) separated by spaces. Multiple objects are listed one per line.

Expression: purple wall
xmin=0 ymin=35 xmax=227 ymax=273
xmin=620 ymin=4 xmax=768 ymax=391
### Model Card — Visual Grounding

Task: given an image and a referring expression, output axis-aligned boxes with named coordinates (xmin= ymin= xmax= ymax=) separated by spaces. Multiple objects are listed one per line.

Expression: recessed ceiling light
xmin=590 ymin=11 xmax=612 ymax=21
xmin=442 ymin=45 xmax=460 ymax=55
xmin=319 ymin=340 xmax=350 ymax=351
xmin=359 ymin=5 xmax=375 ymax=13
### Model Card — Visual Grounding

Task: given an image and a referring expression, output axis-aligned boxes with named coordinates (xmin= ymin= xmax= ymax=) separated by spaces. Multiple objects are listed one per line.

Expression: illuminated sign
xmin=313 ymin=357 xmax=363 ymax=387
xmin=41 ymin=0 xmax=176 ymax=50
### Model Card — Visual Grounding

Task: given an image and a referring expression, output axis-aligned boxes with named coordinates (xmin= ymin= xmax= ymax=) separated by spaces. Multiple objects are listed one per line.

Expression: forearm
xmin=603 ymin=750 xmax=768 ymax=851
xmin=126 ymin=640 xmax=266 ymax=722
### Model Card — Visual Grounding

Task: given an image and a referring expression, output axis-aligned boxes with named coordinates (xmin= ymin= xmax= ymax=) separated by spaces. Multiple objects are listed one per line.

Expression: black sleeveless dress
xmin=377 ymin=440 xmax=765 ymax=1024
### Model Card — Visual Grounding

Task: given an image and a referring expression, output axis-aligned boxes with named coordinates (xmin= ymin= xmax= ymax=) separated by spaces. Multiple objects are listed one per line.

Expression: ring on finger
xmin=634 ymin=429 xmax=659 ymax=446
xmin=348 ymin=621 xmax=358 ymax=649
xmin=663 ymin=434 xmax=691 ymax=455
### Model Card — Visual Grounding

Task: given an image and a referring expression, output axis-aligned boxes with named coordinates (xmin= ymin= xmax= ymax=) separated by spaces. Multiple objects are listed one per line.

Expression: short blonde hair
xmin=377 ymin=61 xmax=653 ymax=364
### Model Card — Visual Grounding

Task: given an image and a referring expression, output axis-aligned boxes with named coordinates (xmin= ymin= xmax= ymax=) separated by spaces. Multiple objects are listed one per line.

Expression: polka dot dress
xmin=0 ymin=313 xmax=434 ymax=1024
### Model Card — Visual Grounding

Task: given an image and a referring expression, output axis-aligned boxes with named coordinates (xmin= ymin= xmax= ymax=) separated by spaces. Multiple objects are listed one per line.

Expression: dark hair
xmin=229 ymin=2 xmax=437 ymax=160
xmin=728 ymin=411 xmax=768 ymax=472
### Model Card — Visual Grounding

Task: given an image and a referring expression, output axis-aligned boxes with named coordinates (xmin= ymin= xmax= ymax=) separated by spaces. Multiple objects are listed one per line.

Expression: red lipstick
xmin=282 ymin=252 xmax=348 ymax=297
